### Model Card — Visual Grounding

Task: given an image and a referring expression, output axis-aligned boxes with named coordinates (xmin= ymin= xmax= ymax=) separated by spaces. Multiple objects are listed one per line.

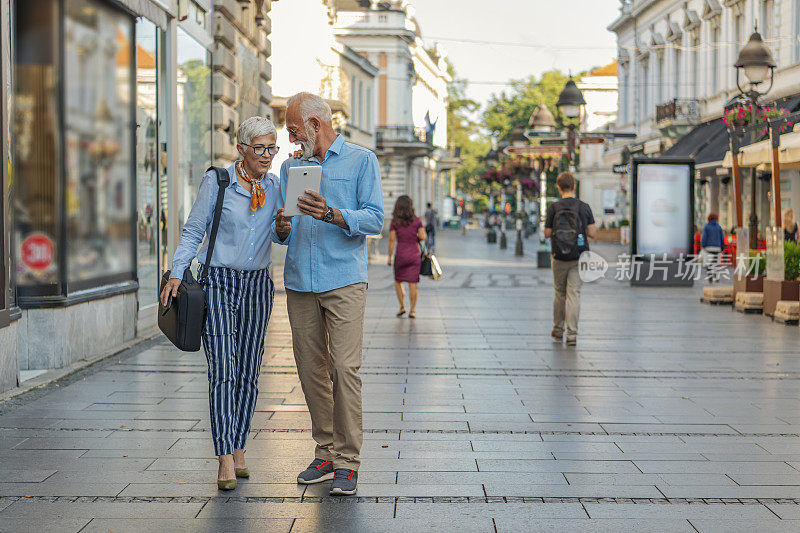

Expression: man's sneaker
xmin=565 ymin=337 xmax=577 ymax=346
xmin=329 ymin=468 xmax=358 ymax=495
xmin=551 ymin=329 xmax=563 ymax=342
xmin=297 ymin=459 xmax=334 ymax=484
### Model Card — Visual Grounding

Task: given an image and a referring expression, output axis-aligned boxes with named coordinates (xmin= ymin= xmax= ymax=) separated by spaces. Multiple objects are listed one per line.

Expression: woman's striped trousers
xmin=202 ymin=267 xmax=274 ymax=456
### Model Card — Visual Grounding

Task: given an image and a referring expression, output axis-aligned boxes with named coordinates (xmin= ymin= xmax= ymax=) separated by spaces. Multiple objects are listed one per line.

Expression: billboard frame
xmin=631 ymin=156 xmax=695 ymax=259
xmin=630 ymin=156 xmax=695 ymax=287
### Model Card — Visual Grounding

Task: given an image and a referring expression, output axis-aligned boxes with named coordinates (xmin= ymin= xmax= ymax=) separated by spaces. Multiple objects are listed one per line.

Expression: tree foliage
xmin=445 ymin=60 xmax=491 ymax=199
xmin=482 ymin=70 xmax=580 ymax=140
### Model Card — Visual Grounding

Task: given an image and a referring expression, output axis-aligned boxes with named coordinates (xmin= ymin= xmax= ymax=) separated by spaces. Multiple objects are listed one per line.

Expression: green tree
xmin=483 ymin=70 xmax=580 ymax=140
xmin=445 ymin=60 xmax=492 ymax=200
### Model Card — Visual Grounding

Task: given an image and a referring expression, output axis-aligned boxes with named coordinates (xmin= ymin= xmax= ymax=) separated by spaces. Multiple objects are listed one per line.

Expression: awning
xmin=665 ymin=94 xmax=800 ymax=170
xmin=723 ymin=124 xmax=800 ymax=169
xmin=662 ymin=118 xmax=724 ymax=159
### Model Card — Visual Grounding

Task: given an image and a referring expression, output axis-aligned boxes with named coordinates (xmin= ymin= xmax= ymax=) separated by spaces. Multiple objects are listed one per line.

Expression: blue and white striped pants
xmin=202 ymin=266 xmax=274 ymax=456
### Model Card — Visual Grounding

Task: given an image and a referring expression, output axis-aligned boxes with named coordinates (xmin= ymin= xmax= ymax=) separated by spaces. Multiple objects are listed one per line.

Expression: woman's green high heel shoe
xmin=217 ymin=478 xmax=237 ymax=491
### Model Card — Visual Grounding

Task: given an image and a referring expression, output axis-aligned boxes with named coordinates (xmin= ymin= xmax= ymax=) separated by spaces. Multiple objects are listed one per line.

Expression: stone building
xmin=608 ymin=0 xmax=800 ymax=231
xmin=0 ymin=0 xmax=274 ymax=394
xmin=333 ymin=0 xmax=454 ymax=222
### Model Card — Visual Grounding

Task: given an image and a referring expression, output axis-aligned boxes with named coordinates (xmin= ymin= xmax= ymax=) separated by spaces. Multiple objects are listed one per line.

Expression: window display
xmin=63 ymin=0 xmax=134 ymax=285
xmin=176 ymin=28 xmax=211 ymax=226
xmin=136 ymin=18 xmax=160 ymax=308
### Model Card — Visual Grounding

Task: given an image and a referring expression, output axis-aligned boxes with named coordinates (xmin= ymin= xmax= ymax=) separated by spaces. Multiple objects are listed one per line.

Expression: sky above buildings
xmin=410 ymin=0 xmax=620 ymax=106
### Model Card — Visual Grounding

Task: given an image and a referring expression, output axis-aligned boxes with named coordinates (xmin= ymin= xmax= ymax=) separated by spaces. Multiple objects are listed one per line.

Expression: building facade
xmin=333 ymin=0 xmax=453 ymax=222
xmin=268 ymin=0 xmax=377 ymax=169
xmin=574 ymin=61 xmax=624 ymax=226
xmin=0 ymin=0 xmax=273 ymax=394
xmin=608 ymin=0 xmax=800 ymax=232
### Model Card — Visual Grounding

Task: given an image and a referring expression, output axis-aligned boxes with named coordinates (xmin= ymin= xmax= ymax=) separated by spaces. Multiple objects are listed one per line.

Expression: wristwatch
xmin=322 ymin=207 xmax=335 ymax=223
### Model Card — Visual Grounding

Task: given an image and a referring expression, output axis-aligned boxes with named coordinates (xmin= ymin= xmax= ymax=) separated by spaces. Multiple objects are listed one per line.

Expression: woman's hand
xmin=160 ymin=278 xmax=182 ymax=307
xmin=275 ymin=208 xmax=292 ymax=240
xmin=387 ymin=257 xmax=393 ymax=266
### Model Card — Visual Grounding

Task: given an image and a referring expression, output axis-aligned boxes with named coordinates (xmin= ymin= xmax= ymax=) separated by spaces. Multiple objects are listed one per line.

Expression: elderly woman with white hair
xmin=160 ymin=116 xmax=281 ymax=491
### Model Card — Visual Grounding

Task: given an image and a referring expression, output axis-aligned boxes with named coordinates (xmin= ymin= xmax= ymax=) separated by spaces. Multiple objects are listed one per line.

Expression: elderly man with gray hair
xmin=272 ymin=92 xmax=384 ymax=495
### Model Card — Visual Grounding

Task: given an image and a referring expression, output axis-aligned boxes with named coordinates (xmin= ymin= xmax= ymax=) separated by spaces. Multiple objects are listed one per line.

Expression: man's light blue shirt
xmin=272 ymin=135 xmax=384 ymax=293
xmin=170 ymin=164 xmax=281 ymax=279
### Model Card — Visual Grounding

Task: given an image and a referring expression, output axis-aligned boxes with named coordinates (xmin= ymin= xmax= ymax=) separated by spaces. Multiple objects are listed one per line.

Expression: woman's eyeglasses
xmin=242 ymin=143 xmax=279 ymax=156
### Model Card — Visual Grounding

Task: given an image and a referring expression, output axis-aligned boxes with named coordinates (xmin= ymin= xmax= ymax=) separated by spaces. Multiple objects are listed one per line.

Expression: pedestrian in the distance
xmin=701 ymin=212 xmax=725 ymax=283
xmin=784 ymin=208 xmax=798 ymax=243
xmin=544 ymin=172 xmax=596 ymax=346
xmin=160 ymin=116 xmax=281 ymax=491
xmin=460 ymin=209 xmax=468 ymax=235
xmin=424 ymin=202 xmax=438 ymax=252
xmin=273 ymin=92 xmax=384 ymax=496
xmin=387 ymin=195 xmax=427 ymax=319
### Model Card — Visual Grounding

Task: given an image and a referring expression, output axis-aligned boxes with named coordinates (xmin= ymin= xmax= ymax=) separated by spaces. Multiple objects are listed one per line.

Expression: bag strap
xmin=200 ymin=166 xmax=231 ymax=284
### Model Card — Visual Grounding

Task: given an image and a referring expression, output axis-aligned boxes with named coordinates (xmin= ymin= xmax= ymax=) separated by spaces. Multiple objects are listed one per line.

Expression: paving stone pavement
xmin=1 ymin=229 xmax=800 ymax=532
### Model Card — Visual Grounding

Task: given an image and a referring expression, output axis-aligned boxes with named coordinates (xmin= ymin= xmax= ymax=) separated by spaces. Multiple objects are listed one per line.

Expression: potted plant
xmin=763 ymin=241 xmax=800 ymax=316
xmin=733 ymin=251 xmax=765 ymax=303
xmin=595 ymin=220 xmax=622 ymax=243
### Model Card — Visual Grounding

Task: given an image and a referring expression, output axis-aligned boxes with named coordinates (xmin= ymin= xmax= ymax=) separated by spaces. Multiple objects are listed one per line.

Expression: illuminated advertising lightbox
xmin=631 ymin=157 xmax=694 ymax=258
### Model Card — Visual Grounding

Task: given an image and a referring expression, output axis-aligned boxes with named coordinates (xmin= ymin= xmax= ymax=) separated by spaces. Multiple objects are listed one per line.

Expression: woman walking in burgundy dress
xmin=387 ymin=195 xmax=427 ymax=318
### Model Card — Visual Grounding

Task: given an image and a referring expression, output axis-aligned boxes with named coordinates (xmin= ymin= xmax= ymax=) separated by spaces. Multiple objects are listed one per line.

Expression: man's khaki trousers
xmin=286 ymin=283 xmax=366 ymax=471
xmin=551 ymin=257 xmax=582 ymax=340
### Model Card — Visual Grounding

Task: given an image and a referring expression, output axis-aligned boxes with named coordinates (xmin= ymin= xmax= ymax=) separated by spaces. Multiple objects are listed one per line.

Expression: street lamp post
xmin=733 ymin=29 xmax=776 ymax=251
xmin=484 ymin=147 xmax=499 ymax=244
xmin=497 ymin=141 xmax=510 ymax=250
xmin=508 ymin=127 xmax=528 ymax=257
xmin=515 ymin=178 xmax=524 ymax=256
xmin=556 ymin=79 xmax=587 ymax=169
xmin=529 ymin=106 xmax=556 ymax=244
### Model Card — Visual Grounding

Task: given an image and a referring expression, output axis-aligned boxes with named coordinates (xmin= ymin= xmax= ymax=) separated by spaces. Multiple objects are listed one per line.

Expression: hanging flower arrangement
xmin=723 ymin=105 xmax=792 ymax=135
xmin=520 ymin=177 xmax=539 ymax=195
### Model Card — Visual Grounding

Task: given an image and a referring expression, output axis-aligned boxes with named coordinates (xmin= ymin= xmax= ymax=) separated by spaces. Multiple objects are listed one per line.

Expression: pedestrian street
xmin=1 ymin=229 xmax=800 ymax=532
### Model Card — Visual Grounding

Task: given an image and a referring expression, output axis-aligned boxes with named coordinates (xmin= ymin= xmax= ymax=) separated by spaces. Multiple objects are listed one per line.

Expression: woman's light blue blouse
xmin=169 ymin=164 xmax=281 ymax=280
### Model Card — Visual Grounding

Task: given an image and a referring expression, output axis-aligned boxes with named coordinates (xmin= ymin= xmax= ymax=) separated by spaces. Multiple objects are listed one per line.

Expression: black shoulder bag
xmin=158 ymin=167 xmax=230 ymax=351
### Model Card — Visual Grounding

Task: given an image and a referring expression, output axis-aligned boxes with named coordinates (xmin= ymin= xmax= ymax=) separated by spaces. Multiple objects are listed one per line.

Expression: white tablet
xmin=284 ymin=165 xmax=323 ymax=217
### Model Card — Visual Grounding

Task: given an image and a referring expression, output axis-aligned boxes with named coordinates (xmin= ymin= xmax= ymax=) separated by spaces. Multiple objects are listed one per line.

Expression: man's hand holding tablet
xmin=283 ymin=166 xmax=322 ymax=217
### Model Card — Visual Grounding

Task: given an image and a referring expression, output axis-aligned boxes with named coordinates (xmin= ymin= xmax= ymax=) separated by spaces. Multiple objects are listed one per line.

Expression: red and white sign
xmin=20 ymin=233 xmax=54 ymax=271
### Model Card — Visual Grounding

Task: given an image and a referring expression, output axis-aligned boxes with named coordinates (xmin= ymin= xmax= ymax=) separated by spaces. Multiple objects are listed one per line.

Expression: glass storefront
xmin=176 ymin=28 xmax=210 ymax=226
xmin=135 ymin=18 xmax=160 ymax=308
xmin=63 ymin=0 xmax=134 ymax=288
xmin=14 ymin=0 xmax=62 ymax=294
xmin=13 ymin=0 xmax=136 ymax=302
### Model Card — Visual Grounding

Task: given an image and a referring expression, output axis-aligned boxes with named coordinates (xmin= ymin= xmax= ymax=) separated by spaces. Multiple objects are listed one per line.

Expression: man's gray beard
xmin=300 ymin=124 xmax=316 ymax=159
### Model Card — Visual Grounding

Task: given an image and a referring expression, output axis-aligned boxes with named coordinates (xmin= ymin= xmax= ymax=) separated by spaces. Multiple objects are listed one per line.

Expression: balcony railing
xmin=376 ymin=125 xmax=433 ymax=145
xmin=656 ymin=98 xmax=699 ymax=125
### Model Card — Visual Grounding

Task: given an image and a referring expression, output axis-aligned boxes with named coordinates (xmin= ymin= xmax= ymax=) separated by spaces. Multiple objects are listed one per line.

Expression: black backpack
xmin=551 ymin=201 xmax=583 ymax=261
xmin=158 ymin=166 xmax=229 ymax=351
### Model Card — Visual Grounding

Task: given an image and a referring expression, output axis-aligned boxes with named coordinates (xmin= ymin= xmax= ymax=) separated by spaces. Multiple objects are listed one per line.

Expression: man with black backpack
xmin=544 ymin=172 xmax=596 ymax=346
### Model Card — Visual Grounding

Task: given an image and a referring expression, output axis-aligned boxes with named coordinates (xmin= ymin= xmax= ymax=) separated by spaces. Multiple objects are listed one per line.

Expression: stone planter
xmin=594 ymin=228 xmax=621 ymax=243
xmin=763 ymin=279 xmax=800 ymax=317
xmin=732 ymin=273 xmax=764 ymax=304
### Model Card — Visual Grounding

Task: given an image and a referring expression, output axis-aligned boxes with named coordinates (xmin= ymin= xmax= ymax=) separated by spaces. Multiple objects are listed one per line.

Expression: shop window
xmin=135 ymin=18 xmax=160 ymax=309
xmin=176 ymin=28 xmax=211 ymax=226
xmin=14 ymin=0 xmax=63 ymax=295
xmin=13 ymin=0 xmax=136 ymax=303
xmin=64 ymin=0 xmax=134 ymax=287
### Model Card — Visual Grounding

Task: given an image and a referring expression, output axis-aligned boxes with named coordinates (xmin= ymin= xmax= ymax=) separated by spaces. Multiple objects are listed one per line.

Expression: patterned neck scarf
xmin=236 ymin=160 xmax=266 ymax=212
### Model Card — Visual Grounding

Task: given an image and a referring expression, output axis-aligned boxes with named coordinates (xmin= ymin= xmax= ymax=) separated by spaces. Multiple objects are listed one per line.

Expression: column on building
xmin=211 ymin=0 xmax=273 ymax=166
xmin=0 ymin=0 xmax=15 ymax=392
